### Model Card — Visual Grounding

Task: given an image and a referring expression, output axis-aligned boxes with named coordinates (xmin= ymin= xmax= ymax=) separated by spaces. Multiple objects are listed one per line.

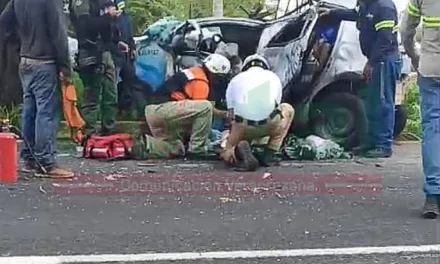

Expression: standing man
xmin=400 ymin=0 xmax=440 ymax=219
xmin=319 ymin=0 xmax=401 ymax=158
xmin=69 ymin=0 xmax=122 ymax=136
xmin=112 ymin=0 xmax=135 ymax=81
xmin=0 ymin=0 xmax=74 ymax=178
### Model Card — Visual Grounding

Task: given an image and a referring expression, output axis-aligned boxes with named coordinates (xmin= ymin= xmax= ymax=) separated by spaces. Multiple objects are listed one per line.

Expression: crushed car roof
xmin=189 ymin=17 xmax=266 ymax=27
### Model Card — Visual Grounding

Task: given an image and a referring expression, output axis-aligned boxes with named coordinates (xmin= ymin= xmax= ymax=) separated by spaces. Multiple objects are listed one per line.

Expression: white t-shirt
xmin=226 ymin=67 xmax=282 ymax=121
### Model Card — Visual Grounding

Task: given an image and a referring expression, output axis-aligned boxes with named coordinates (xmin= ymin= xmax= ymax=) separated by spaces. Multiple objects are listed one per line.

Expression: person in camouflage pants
xmin=69 ymin=0 xmax=122 ymax=136
xmin=80 ymin=52 xmax=119 ymax=135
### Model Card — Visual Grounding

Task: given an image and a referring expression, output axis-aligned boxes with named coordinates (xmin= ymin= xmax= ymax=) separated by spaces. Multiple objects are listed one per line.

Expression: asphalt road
xmin=1 ymin=142 xmax=440 ymax=263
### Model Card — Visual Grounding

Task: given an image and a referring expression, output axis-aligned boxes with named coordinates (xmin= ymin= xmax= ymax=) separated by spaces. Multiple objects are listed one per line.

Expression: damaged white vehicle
xmin=69 ymin=0 xmax=410 ymax=148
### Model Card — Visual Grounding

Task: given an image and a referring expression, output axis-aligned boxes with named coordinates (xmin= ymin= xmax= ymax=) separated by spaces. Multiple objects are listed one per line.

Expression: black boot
xmin=234 ymin=141 xmax=260 ymax=171
xmin=422 ymin=196 xmax=439 ymax=219
xmin=255 ymin=147 xmax=282 ymax=167
xmin=363 ymin=147 xmax=392 ymax=158
xmin=351 ymin=144 xmax=374 ymax=155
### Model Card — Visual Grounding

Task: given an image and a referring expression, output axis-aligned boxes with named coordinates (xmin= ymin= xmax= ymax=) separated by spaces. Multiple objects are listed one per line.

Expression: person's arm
xmin=0 ymin=0 xmax=16 ymax=38
xmin=46 ymin=0 xmax=71 ymax=77
xmin=210 ymin=102 xmax=228 ymax=120
xmin=330 ymin=7 xmax=359 ymax=22
xmin=400 ymin=0 xmax=421 ymax=67
xmin=368 ymin=7 xmax=398 ymax=64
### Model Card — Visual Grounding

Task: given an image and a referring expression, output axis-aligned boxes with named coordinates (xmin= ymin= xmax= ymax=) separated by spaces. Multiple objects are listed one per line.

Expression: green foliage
xmin=72 ymin=71 xmax=85 ymax=109
xmin=126 ymin=0 xmax=273 ymax=35
xmin=402 ymin=77 xmax=422 ymax=138
xmin=0 ymin=103 xmax=22 ymax=128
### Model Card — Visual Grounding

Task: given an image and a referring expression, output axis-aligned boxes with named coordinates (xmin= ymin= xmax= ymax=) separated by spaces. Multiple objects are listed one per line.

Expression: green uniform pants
xmin=142 ymin=100 xmax=213 ymax=159
xmin=80 ymin=51 xmax=118 ymax=135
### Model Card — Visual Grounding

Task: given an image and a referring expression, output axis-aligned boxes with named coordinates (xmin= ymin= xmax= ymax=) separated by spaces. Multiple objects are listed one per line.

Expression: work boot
xmin=422 ymin=196 xmax=439 ymax=219
xmin=21 ymin=161 xmax=37 ymax=174
xmin=131 ymin=134 xmax=150 ymax=160
xmin=255 ymin=147 xmax=282 ymax=167
xmin=234 ymin=141 xmax=260 ymax=171
xmin=35 ymin=166 xmax=74 ymax=179
xmin=363 ymin=147 xmax=392 ymax=158
xmin=351 ymin=144 xmax=374 ymax=155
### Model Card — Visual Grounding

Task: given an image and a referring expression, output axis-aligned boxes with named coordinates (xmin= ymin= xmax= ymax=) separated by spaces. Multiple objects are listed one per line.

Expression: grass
xmin=0 ymin=103 xmax=22 ymax=128
xmin=401 ymin=75 xmax=422 ymax=139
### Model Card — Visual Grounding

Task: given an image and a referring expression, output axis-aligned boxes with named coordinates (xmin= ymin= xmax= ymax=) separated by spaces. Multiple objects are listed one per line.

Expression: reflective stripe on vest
xmin=407 ymin=2 xmax=421 ymax=17
xmin=423 ymin=16 xmax=440 ymax=28
xmin=375 ymin=20 xmax=395 ymax=31
xmin=182 ymin=69 xmax=196 ymax=81
xmin=117 ymin=1 xmax=125 ymax=10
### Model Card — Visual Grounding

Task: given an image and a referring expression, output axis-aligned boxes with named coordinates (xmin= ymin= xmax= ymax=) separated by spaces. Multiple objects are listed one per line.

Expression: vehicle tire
xmin=394 ymin=105 xmax=408 ymax=139
xmin=310 ymin=92 xmax=366 ymax=149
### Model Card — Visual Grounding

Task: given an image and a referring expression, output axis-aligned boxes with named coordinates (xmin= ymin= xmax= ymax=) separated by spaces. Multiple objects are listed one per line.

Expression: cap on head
xmin=202 ymin=54 xmax=231 ymax=75
xmin=242 ymin=54 xmax=270 ymax=71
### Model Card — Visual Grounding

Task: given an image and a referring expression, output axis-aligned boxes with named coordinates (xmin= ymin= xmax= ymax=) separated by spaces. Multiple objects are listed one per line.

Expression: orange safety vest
xmin=171 ymin=67 xmax=210 ymax=101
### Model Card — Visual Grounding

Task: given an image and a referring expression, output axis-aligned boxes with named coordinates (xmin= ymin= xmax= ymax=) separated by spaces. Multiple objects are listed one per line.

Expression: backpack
xmin=83 ymin=134 xmax=134 ymax=160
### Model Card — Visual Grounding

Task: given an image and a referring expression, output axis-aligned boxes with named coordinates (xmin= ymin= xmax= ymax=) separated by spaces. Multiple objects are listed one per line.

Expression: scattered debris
xmin=39 ymin=185 xmax=47 ymax=194
xmin=177 ymin=164 xmax=199 ymax=168
xmin=137 ymin=163 xmax=156 ymax=167
xmin=251 ymin=187 xmax=269 ymax=194
xmin=57 ymin=153 xmax=70 ymax=157
xmin=220 ymin=197 xmax=238 ymax=203
xmin=375 ymin=163 xmax=383 ymax=168
xmin=355 ymin=160 xmax=367 ymax=165
xmin=280 ymin=162 xmax=304 ymax=168
xmin=263 ymin=173 xmax=272 ymax=179
xmin=105 ymin=174 xmax=128 ymax=181
xmin=105 ymin=175 xmax=117 ymax=181
xmin=275 ymin=192 xmax=286 ymax=199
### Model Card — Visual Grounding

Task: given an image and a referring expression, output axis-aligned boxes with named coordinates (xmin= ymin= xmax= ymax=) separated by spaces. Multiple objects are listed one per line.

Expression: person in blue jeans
xmin=0 ymin=0 xmax=74 ymax=178
xmin=400 ymin=0 xmax=440 ymax=218
xmin=319 ymin=0 xmax=401 ymax=158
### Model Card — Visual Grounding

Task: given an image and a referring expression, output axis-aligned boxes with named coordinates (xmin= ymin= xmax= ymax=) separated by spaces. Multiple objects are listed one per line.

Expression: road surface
xmin=1 ymin=142 xmax=439 ymax=263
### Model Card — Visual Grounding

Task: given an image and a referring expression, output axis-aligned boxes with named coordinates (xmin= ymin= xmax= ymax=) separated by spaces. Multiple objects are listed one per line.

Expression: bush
xmin=0 ymin=103 xmax=22 ymax=128
xmin=402 ymin=75 xmax=422 ymax=138
xmin=72 ymin=71 xmax=84 ymax=109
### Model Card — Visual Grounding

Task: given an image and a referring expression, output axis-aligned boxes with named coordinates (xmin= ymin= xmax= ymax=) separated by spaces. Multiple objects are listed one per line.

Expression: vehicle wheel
xmin=310 ymin=92 xmax=366 ymax=149
xmin=394 ymin=105 xmax=408 ymax=139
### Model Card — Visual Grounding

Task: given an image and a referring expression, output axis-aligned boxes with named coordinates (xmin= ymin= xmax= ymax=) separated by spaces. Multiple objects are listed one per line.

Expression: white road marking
xmin=2 ymin=245 xmax=440 ymax=263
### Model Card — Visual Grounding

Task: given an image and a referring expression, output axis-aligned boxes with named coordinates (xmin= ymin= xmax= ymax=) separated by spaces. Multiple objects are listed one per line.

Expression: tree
xmin=126 ymin=0 xmax=273 ymax=35
xmin=212 ymin=0 xmax=223 ymax=17
xmin=0 ymin=0 xmax=22 ymax=106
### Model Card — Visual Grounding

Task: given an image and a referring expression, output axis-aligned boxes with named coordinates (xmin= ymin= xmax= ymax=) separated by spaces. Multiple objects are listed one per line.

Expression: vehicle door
xmin=256 ymin=5 xmax=319 ymax=89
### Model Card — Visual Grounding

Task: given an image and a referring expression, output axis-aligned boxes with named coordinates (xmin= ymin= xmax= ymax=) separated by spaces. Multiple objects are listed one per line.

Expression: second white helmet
xmin=203 ymin=53 xmax=231 ymax=75
xmin=242 ymin=54 xmax=270 ymax=71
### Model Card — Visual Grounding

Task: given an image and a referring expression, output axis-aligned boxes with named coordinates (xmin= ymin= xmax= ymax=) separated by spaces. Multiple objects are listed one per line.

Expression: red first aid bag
xmin=83 ymin=133 xmax=134 ymax=160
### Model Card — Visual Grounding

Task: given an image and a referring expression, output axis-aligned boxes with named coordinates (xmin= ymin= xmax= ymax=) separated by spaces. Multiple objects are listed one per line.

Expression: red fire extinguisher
xmin=0 ymin=119 xmax=18 ymax=183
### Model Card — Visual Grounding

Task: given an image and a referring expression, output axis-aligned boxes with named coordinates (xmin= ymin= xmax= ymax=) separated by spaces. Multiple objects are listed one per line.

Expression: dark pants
xmin=117 ymin=55 xmax=152 ymax=119
xmin=19 ymin=59 xmax=58 ymax=169
xmin=80 ymin=51 xmax=118 ymax=135
xmin=366 ymin=55 xmax=401 ymax=152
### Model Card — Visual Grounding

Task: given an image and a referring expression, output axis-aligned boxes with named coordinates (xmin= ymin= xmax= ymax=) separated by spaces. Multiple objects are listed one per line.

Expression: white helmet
xmin=242 ymin=54 xmax=270 ymax=71
xmin=202 ymin=54 xmax=231 ymax=75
